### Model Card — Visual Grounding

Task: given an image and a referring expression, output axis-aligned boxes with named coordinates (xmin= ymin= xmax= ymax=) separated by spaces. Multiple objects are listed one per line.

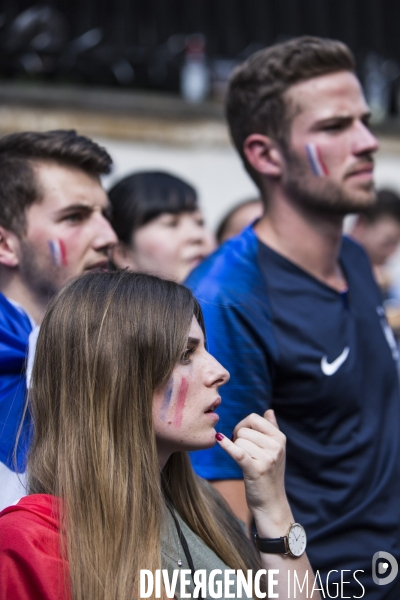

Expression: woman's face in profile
xmin=152 ymin=317 xmax=229 ymax=467
xmin=113 ymin=210 xmax=215 ymax=282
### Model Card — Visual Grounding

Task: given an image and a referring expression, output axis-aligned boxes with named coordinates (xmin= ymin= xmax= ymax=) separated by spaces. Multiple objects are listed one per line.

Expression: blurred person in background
xmin=0 ymin=130 xmax=117 ymax=510
xmin=109 ymin=171 xmax=215 ymax=282
xmin=349 ymin=189 xmax=400 ymax=293
xmin=186 ymin=37 xmax=400 ymax=599
xmin=350 ymin=188 xmax=400 ymax=333
xmin=216 ymin=198 xmax=263 ymax=244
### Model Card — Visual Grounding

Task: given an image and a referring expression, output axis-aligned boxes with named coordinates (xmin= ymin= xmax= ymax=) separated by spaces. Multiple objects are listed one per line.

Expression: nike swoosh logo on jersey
xmin=321 ymin=347 xmax=350 ymax=376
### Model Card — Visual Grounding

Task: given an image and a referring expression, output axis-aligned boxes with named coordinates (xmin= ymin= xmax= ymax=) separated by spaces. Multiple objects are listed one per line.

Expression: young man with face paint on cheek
xmin=0 ymin=130 xmax=117 ymax=510
xmin=186 ymin=37 xmax=400 ymax=599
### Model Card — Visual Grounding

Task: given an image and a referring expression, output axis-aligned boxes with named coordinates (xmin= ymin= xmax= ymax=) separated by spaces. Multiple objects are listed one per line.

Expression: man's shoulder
xmin=0 ymin=293 xmax=32 ymax=376
xmin=342 ymin=234 xmax=367 ymax=256
xmin=341 ymin=234 xmax=370 ymax=259
xmin=0 ymin=293 xmax=32 ymax=344
xmin=186 ymin=226 xmax=265 ymax=306
xmin=341 ymin=235 xmax=379 ymax=283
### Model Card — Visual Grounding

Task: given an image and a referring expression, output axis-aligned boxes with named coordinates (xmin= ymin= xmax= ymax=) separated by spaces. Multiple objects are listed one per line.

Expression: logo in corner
xmin=372 ymin=551 xmax=398 ymax=586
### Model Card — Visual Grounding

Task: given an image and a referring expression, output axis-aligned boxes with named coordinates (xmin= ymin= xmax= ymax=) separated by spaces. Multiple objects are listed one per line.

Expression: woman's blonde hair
xmin=27 ymin=270 xmax=261 ymax=600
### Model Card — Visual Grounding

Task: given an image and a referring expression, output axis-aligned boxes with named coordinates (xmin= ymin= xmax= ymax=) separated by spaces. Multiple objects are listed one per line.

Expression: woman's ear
xmin=0 ymin=227 xmax=21 ymax=268
xmin=243 ymin=134 xmax=284 ymax=179
xmin=112 ymin=242 xmax=138 ymax=271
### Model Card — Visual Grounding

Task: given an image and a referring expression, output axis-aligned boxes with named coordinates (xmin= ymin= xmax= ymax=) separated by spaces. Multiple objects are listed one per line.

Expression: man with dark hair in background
xmin=186 ymin=37 xmax=400 ymax=598
xmin=0 ymin=130 xmax=117 ymax=509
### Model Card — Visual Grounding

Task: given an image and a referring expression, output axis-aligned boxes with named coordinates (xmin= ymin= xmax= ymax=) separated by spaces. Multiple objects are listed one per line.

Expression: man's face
xmin=281 ymin=71 xmax=379 ymax=214
xmin=18 ymin=162 xmax=117 ymax=300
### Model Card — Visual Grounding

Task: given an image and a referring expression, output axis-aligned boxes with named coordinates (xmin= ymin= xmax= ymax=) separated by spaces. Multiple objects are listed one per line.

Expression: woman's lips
xmin=205 ymin=397 xmax=221 ymax=413
xmin=186 ymin=255 xmax=205 ymax=267
xmin=206 ymin=411 xmax=220 ymax=422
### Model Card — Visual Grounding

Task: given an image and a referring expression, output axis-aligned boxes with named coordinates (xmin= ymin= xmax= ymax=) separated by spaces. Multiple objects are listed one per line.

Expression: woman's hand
xmin=216 ymin=409 xmax=320 ymax=600
xmin=216 ymin=409 xmax=293 ymax=536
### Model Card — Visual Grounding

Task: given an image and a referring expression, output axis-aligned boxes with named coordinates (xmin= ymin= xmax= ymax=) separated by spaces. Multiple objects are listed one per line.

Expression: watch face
xmin=287 ymin=523 xmax=307 ymax=557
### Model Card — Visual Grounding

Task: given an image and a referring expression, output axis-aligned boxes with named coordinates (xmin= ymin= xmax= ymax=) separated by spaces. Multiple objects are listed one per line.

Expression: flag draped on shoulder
xmin=0 ymin=293 xmax=32 ymax=473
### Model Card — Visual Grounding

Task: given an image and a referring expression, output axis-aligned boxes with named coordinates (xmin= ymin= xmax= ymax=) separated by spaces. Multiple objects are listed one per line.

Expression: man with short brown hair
xmin=187 ymin=37 xmax=400 ymax=598
xmin=0 ymin=130 xmax=117 ymax=509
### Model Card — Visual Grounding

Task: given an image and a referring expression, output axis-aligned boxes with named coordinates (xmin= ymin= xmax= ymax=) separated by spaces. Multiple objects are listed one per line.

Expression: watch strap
xmin=254 ymin=534 xmax=287 ymax=554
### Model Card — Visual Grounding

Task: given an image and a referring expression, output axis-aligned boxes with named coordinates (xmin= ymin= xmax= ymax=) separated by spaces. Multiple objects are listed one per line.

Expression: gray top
xmin=161 ymin=507 xmax=255 ymax=600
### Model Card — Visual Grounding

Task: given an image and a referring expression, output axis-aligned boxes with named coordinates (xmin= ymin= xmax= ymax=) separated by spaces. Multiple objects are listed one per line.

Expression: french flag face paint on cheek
xmin=48 ymin=239 xmax=67 ymax=267
xmin=160 ymin=377 xmax=173 ymax=422
xmin=172 ymin=377 xmax=188 ymax=428
xmin=306 ymin=142 xmax=329 ymax=177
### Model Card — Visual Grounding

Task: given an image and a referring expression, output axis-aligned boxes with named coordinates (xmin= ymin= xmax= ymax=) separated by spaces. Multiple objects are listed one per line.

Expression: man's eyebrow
xmin=54 ymin=203 xmax=111 ymax=217
xmin=54 ymin=204 xmax=93 ymax=216
xmin=313 ymin=111 xmax=372 ymax=128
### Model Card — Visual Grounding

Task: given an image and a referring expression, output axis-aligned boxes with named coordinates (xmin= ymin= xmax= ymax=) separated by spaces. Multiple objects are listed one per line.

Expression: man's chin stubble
xmin=285 ymin=177 xmax=377 ymax=216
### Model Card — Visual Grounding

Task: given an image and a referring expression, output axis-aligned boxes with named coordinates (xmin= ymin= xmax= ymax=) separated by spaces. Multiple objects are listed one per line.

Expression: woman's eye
xmin=164 ymin=218 xmax=179 ymax=228
xmin=180 ymin=347 xmax=194 ymax=364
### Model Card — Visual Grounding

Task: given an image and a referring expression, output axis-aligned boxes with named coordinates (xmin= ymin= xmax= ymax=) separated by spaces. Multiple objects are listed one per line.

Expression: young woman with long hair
xmin=0 ymin=271 xmax=317 ymax=599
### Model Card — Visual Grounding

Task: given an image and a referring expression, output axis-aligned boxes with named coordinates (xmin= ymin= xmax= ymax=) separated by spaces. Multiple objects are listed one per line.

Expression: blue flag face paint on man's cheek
xmin=48 ymin=238 xmax=68 ymax=266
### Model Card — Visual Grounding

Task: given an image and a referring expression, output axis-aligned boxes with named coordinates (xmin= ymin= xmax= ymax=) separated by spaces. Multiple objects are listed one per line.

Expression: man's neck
xmin=254 ymin=191 xmax=347 ymax=292
xmin=0 ymin=275 xmax=47 ymax=324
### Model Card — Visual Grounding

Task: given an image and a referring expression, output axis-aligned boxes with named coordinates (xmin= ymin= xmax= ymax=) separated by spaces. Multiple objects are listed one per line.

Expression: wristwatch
xmin=255 ymin=522 xmax=307 ymax=557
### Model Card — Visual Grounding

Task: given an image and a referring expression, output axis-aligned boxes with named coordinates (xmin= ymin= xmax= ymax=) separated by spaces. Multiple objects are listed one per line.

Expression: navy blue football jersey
xmin=186 ymin=226 xmax=400 ymax=599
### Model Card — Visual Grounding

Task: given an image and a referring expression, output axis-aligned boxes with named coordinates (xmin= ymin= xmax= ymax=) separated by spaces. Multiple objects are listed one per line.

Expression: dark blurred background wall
xmin=3 ymin=1 xmax=400 ymax=249
xmin=2 ymin=0 xmax=397 ymax=59
xmin=1 ymin=0 xmax=399 ymax=114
